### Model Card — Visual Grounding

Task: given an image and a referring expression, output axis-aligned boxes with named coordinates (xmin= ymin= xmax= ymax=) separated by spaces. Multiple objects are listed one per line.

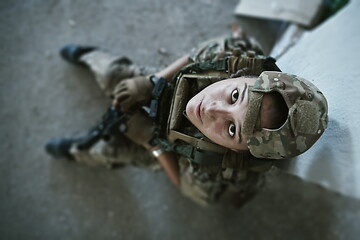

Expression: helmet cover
xmin=242 ymin=71 xmax=328 ymax=159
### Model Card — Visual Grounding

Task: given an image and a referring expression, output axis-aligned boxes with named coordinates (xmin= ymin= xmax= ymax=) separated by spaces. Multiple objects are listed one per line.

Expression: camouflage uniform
xmin=67 ymin=35 xmax=327 ymax=207
xmin=168 ymin=36 xmax=270 ymax=206
xmin=173 ymin=70 xmax=328 ymax=206
xmin=69 ymin=35 xmax=263 ymax=172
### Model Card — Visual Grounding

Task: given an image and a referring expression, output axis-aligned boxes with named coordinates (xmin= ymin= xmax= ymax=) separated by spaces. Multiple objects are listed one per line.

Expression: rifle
xmin=76 ymin=106 xmax=127 ymax=150
xmin=76 ymin=77 xmax=168 ymax=150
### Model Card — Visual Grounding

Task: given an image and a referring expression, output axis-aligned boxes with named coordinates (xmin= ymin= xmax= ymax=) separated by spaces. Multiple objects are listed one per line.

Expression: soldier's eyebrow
xmin=237 ymin=83 xmax=248 ymax=143
xmin=238 ymin=125 xmax=242 ymax=143
xmin=240 ymin=83 xmax=248 ymax=103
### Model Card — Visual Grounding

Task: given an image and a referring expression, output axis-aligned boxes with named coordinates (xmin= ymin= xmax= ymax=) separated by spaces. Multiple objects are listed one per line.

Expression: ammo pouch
xmin=162 ymin=52 xmax=279 ymax=172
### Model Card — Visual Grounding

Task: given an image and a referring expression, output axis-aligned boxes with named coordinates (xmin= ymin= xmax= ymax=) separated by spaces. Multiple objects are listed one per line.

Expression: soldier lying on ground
xmin=45 ymin=27 xmax=328 ymax=206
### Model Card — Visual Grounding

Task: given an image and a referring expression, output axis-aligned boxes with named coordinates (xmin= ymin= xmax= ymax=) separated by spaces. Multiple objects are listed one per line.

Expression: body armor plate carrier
xmin=153 ymin=51 xmax=281 ymax=172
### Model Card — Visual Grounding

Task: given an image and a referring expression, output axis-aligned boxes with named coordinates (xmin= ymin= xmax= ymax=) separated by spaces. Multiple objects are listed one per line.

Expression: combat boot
xmin=60 ymin=44 xmax=97 ymax=67
xmin=45 ymin=138 xmax=75 ymax=160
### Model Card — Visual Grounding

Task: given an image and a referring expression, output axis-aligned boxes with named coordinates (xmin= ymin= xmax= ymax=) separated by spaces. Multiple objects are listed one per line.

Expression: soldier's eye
xmin=228 ymin=123 xmax=236 ymax=137
xmin=231 ymin=89 xmax=239 ymax=103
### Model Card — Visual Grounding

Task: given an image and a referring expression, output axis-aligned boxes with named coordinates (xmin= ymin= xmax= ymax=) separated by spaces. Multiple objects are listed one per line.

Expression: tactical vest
xmin=155 ymin=51 xmax=281 ymax=172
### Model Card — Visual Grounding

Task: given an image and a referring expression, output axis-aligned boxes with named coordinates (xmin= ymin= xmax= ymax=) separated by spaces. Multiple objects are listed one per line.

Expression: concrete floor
xmin=0 ymin=0 xmax=359 ymax=239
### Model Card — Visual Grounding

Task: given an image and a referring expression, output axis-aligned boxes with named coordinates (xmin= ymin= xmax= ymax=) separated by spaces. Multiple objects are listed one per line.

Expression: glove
xmin=113 ymin=75 xmax=153 ymax=112
xmin=123 ymin=110 xmax=156 ymax=149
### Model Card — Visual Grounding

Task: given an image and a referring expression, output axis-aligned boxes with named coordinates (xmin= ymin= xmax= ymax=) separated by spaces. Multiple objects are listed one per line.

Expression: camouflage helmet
xmin=242 ymin=71 xmax=328 ymax=159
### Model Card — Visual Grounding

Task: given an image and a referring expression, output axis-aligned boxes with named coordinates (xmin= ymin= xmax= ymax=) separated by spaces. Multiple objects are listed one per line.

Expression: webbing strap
xmin=248 ymin=159 xmax=273 ymax=172
xmin=221 ymin=150 xmax=273 ymax=171
xmin=168 ymin=126 xmax=273 ymax=170
xmin=180 ymin=59 xmax=228 ymax=74
xmin=193 ymin=149 xmax=223 ymax=166
xmin=172 ymin=144 xmax=223 ymax=166
xmin=170 ymin=130 xmax=227 ymax=154
xmin=198 ymin=59 xmax=227 ymax=71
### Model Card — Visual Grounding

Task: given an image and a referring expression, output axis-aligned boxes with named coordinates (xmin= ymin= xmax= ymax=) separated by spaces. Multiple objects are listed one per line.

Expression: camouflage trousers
xmin=69 ymin=50 xmax=160 ymax=169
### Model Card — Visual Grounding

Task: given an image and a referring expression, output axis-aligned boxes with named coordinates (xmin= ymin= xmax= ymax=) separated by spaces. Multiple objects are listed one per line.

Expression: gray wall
xmin=275 ymin=0 xmax=360 ymax=199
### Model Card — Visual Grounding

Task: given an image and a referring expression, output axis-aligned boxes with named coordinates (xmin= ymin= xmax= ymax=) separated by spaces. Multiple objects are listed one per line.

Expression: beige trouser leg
xmin=70 ymin=135 xmax=159 ymax=169
xmin=69 ymin=50 xmax=160 ymax=169
xmin=80 ymin=50 xmax=158 ymax=96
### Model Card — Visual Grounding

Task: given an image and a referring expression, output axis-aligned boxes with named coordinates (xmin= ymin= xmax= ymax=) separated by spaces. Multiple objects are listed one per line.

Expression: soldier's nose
xmin=206 ymin=101 xmax=228 ymax=118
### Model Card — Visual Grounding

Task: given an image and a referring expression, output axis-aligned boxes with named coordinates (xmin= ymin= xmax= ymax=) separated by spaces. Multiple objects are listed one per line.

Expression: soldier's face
xmin=186 ymin=77 xmax=257 ymax=151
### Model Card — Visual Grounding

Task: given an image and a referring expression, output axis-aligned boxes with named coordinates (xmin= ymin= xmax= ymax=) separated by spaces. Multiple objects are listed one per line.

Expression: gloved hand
xmin=112 ymin=75 xmax=153 ymax=112
xmin=123 ymin=110 xmax=156 ymax=149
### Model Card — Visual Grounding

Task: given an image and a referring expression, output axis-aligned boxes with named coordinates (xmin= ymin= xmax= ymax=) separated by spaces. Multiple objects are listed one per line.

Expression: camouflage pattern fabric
xmin=70 ymin=50 xmax=160 ymax=169
xmin=81 ymin=50 xmax=158 ymax=97
xmin=70 ymin=135 xmax=159 ymax=169
xmin=189 ymin=35 xmax=263 ymax=63
xmin=243 ymin=71 xmax=328 ymax=159
xmin=179 ymin=156 xmax=265 ymax=206
xmin=174 ymin=36 xmax=268 ymax=205
xmin=70 ymin=37 xmax=268 ymax=206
